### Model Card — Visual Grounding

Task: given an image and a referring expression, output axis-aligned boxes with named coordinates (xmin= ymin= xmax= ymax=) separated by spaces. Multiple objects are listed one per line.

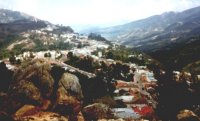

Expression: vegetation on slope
xmin=150 ymin=36 xmax=200 ymax=71
xmin=183 ymin=60 xmax=200 ymax=74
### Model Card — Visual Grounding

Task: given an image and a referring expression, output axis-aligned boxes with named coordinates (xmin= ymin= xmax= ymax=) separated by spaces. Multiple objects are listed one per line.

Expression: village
xmin=2 ymin=43 xmax=159 ymax=120
xmin=1 ymin=27 xmax=200 ymax=120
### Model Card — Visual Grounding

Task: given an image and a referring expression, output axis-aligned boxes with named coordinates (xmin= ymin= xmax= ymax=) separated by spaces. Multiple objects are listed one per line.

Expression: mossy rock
xmin=9 ymin=80 xmax=42 ymax=105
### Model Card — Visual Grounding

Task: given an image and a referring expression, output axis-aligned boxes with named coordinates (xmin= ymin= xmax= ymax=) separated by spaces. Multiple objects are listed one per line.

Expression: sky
xmin=0 ymin=0 xmax=200 ymax=30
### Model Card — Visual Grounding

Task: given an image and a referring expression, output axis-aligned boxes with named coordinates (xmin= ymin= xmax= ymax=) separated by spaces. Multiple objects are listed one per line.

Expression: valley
xmin=0 ymin=7 xmax=200 ymax=121
xmin=84 ymin=6 xmax=200 ymax=72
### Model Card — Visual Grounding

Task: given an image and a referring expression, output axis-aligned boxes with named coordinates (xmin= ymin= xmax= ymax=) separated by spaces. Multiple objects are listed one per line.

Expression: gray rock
xmin=14 ymin=111 xmax=68 ymax=121
xmin=82 ymin=103 xmax=113 ymax=120
xmin=53 ymin=73 xmax=83 ymax=119
xmin=59 ymin=73 xmax=83 ymax=99
xmin=12 ymin=59 xmax=55 ymax=98
xmin=10 ymin=80 xmax=42 ymax=104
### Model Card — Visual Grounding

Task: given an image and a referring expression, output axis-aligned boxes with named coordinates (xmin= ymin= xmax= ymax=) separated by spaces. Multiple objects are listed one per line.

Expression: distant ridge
xmin=85 ymin=6 xmax=200 ymax=52
xmin=0 ymin=9 xmax=40 ymax=23
xmin=83 ymin=6 xmax=200 ymax=70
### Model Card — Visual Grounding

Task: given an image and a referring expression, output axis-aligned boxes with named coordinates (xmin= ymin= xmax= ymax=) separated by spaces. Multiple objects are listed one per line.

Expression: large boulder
xmin=15 ymin=111 xmax=68 ymax=121
xmin=0 ymin=80 xmax=41 ymax=115
xmin=0 ymin=59 xmax=54 ymax=116
xmin=12 ymin=104 xmax=69 ymax=121
xmin=12 ymin=105 xmax=38 ymax=120
xmin=0 ymin=59 xmax=86 ymax=121
xmin=9 ymin=80 xmax=42 ymax=105
xmin=54 ymin=73 xmax=83 ymax=120
xmin=12 ymin=59 xmax=55 ymax=98
xmin=82 ymin=103 xmax=113 ymax=121
xmin=59 ymin=73 xmax=83 ymax=99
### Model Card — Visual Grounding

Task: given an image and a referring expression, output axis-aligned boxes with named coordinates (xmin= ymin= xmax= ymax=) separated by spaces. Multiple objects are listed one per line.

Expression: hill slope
xmin=0 ymin=9 xmax=75 ymax=59
xmin=0 ymin=9 xmax=39 ymax=23
xmin=0 ymin=9 xmax=49 ymax=42
xmin=85 ymin=6 xmax=200 ymax=71
xmin=149 ymin=36 xmax=200 ymax=71
xmin=88 ymin=6 xmax=200 ymax=52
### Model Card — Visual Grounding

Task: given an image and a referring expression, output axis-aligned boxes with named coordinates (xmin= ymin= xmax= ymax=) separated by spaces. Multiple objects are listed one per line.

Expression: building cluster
xmin=111 ymin=66 xmax=158 ymax=120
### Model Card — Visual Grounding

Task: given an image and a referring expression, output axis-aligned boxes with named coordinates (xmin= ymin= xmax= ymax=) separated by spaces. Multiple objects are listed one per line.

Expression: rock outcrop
xmin=12 ymin=59 xmax=55 ymax=98
xmin=54 ymin=72 xmax=83 ymax=120
xmin=10 ymin=80 xmax=42 ymax=104
xmin=0 ymin=59 xmax=85 ymax=121
xmin=82 ymin=103 xmax=113 ymax=121
xmin=59 ymin=73 xmax=83 ymax=100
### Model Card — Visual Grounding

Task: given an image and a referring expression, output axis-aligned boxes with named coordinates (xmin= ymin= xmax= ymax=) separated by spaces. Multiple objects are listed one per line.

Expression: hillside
xmin=149 ymin=36 xmax=200 ymax=71
xmin=0 ymin=9 xmax=47 ymax=47
xmin=87 ymin=6 xmax=200 ymax=52
xmin=0 ymin=9 xmax=38 ymax=23
xmin=0 ymin=9 xmax=49 ymax=38
xmin=0 ymin=8 xmax=200 ymax=121
xmin=84 ymin=6 xmax=200 ymax=71
xmin=0 ymin=9 xmax=75 ymax=59
xmin=183 ymin=60 xmax=200 ymax=74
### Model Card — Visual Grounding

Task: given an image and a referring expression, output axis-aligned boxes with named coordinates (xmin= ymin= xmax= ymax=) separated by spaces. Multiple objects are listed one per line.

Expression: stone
xmin=10 ymin=80 xmax=42 ymax=105
xmin=40 ymin=99 xmax=52 ymax=110
xmin=53 ymin=73 xmax=83 ymax=120
xmin=59 ymin=73 xmax=83 ymax=99
xmin=13 ymin=105 xmax=37 ymax=120
xmin=12 ymin=59 xmax=55 ymax=98
xmin=82 ymin=103 xmax=113 ymax=121
xmin=0 ymin=59 xmax=54 ymax=116
xmin=14 ymin=111 xmax=68 ymax=121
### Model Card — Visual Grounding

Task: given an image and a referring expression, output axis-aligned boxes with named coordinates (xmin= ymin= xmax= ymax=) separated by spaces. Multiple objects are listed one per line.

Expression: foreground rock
xmin=0 ymin=59 xmax=85 ymax=120
xmin=10 ymin=80 xmax=42 ymax=105
xmin=58 ymin=73 xmax=83 ymax=100
xmin=82 ymin=103 xmax=113 ymax=121
xmin=12 ymin=59 xmax=55 ymax=98
xmin=54 ymin=72 xmax=83 ymax=120
xmin=15 ymin=111 xmax=68 ymax=121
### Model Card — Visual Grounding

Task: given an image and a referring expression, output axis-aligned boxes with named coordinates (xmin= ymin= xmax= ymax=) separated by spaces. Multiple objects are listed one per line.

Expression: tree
xmin=67 ymin=52 xmax=73 ymax=59
xmin=44 ymin=52 xmax=51 ymax=58
xmin=30 ymin=52 xmax=35 ymax=58
xmin=105 ymin=51 xmax=114 ymax=59
xmin=88 ymin=33 xmax=107 ymax=41
xmin=9 ymin=56 xmax=16 ymax=64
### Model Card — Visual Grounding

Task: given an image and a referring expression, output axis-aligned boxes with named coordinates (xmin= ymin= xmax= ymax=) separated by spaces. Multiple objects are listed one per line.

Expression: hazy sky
xmin=0 ymin=0 xmax=200 ymax=28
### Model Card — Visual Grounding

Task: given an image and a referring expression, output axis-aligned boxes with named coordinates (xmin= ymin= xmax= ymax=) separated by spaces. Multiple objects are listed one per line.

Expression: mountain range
xmin=0 ymin=9 xmax=47 ymax=42
xmin=0 ymin=9 xmax=39 ymax=23
xmin=0 ymin=9 xmax=74 ymax=53
xmin=86 ymin=6 xmax=200 ymax=51
xmin=84 ymin=6 xmax=200 ymax=71
xmin=0 ymin=9 xmax=74 ymax=41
